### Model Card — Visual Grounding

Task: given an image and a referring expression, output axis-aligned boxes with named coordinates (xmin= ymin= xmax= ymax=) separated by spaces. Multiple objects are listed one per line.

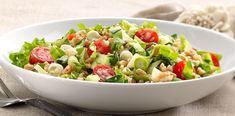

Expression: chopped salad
xmin=9 ymin=20 xmax=222 ymax=83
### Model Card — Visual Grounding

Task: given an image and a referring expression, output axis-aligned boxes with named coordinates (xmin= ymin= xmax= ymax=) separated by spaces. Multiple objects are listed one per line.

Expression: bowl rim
xmin=1 ymin=17 xmax=235 ymax=86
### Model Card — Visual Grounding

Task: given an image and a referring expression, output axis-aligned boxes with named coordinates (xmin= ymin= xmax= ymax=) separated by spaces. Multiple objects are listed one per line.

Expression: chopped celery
xmin=121 ymin=30 xmax=133 ymax=42
xmin=134 ymin=57 xmax=150 ymax=71
xmin=128 ymin=40 xmax=146 ymax=55
xmin=127 ymin=54 xmax=150 ymax=69
xmin=34 ymin=64 xmax=47 ymax=74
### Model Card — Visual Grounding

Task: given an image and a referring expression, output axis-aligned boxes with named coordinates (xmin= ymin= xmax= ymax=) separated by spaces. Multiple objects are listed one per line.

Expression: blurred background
xmin=0 ymin=0 xmax=235 ymax=116
xmin=0 ymin=0 xmax=234 ymax=35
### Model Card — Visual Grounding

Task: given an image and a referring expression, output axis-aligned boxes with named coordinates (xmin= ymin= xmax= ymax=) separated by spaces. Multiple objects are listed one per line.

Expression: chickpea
xmin=24 ymin=63 xmax=34 ymax=71
xmin=63 ymin=65 xmax=72 ymax=74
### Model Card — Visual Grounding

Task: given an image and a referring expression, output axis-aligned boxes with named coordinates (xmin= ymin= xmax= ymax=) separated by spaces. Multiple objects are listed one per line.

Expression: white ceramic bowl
xmin=0 ymin=18 xmax=235 ymax=114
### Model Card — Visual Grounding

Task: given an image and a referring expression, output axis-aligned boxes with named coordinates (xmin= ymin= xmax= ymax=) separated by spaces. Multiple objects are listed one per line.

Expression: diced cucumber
xmin=173 ymin=77 xmax=182 ymax=81
xmin=34 ymin=64 xmax=47 ymax=74
xmin=85 ymin=75 xmax=100 ymax=82
xmin=182 ymin=61 xmax=193 ymax=79
xmin=91 ymin=54 xmax=110 ymax=69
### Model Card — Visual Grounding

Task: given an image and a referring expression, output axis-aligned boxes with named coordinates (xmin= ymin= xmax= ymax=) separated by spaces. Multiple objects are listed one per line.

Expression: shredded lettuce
xmin=151 ymin=45 xmax=178 ymax=60
xmin=105 ymin=68 xmax=128 ymax=83
xmin=109 ymin=52 xmax=119 ymax=65
xmin=105 ymin=75 xmax=128 ymax=83
xmin=91 ymin=24 xmax=103 ymax=32
xmin=50 ymin=47 xmax=65 ymax=60
xmin=141 ymin=21 xmax=157 ymax=30
xmin=56 ymin=55 xmax=68 ymax=68
xmin=180 ymin=35 xmax=192 ymax=52
xmin=121 ymin=30 xmax=133 ymax=42
xmin=68 ymin=71 xmax=80 ymax=79
xmin=53 ymin=29 xmax=76 ymax=47
xmin=9 ymin=38 xmax=48 ymax=67
xmin=171 ymin=33 xmax=177 ymax=39
xmin=134 ymin=36 xmax=148 ymax=49
xmin=119 ymin=20 xmax=139 ymax=37
xmin=77 ymin=23 xmax=90 ymax=32
xmin=128 ymin=39 xmax=146 ymax=55
xmin=119 ymin=20 xmax=133 ymax=31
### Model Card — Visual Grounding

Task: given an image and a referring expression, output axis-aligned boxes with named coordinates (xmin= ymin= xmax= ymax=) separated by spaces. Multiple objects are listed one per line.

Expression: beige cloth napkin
xmin=134 ymin=3 xmax=235 ymax=38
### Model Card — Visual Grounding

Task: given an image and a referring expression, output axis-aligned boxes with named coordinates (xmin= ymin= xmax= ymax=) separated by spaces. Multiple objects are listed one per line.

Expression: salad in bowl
xmin=9 ymin=20 xmax=222 ymax=83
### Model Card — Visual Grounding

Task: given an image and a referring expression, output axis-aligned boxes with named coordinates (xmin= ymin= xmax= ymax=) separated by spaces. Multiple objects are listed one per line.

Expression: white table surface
xmin=0 ymin=0 xmax=235 ymax=115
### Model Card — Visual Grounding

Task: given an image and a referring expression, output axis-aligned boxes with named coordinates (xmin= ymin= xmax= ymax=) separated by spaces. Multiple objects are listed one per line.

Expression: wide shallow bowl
xmin=0 ymin=18 xmax=235 ymax=114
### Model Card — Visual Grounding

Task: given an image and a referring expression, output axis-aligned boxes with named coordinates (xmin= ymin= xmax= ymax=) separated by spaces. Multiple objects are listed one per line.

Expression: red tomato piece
xmin=135 ymin=29 xmax=158 ymax=43
xmin=94 ymin=40 xmax=111 ymax=54
xmin=173 ymin=61 xmax=186 ymax=80
xmin=87 ymin=47 xmax=94 ymax=56
xmin=93 ymin=64 xmax=115 ymax=81
xmin=29 ymin=47 xmax=54 ymax=64
xmin=210 ymin=53 xmax=220 ymax=67
xmin=68 ymin=33 xmax=76 ymax=40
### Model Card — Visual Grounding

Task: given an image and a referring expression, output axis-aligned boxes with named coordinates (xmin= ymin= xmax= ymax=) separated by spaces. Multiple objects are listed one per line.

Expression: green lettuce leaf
xmin=141 ymin=21 xmax=157 ymax=30
xmin=50 ymin=47 xmax=65 ymax=60
xmin=9 ymin=38 xmax=48 ymax=67
xmin=105 ymin=75 xmax=128 ymax=83
xmin=53 ymin=29 xmax=76 ymax=47
xmin=151 ymin=45 xmax=178 ymax=60
xmin=183 ymin=61 xmax=193 ymax=79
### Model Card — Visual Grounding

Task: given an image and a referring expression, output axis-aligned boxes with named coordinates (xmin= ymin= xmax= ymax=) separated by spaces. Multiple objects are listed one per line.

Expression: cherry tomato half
xmin=93 ymin=64 xmax=115 ymax=81
xmin=210 ymin=53 xmax=220 ymax=67
xmin=29 ymin=47 xmax=54 ymax=64
xmin=173 ymin=61 xmax=186 ymax=80
xmin=95 ymin=40 xmax=111 ymax=54
xmin=67 ymin=33 xmax=76 ymax=40
xmin=87 ymin=40 xmax=111 ymax=56
xmin=135 ymin=29 xmax=158 ymax=43
xmin=87 ymin=47 xmax=94 ymax=56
